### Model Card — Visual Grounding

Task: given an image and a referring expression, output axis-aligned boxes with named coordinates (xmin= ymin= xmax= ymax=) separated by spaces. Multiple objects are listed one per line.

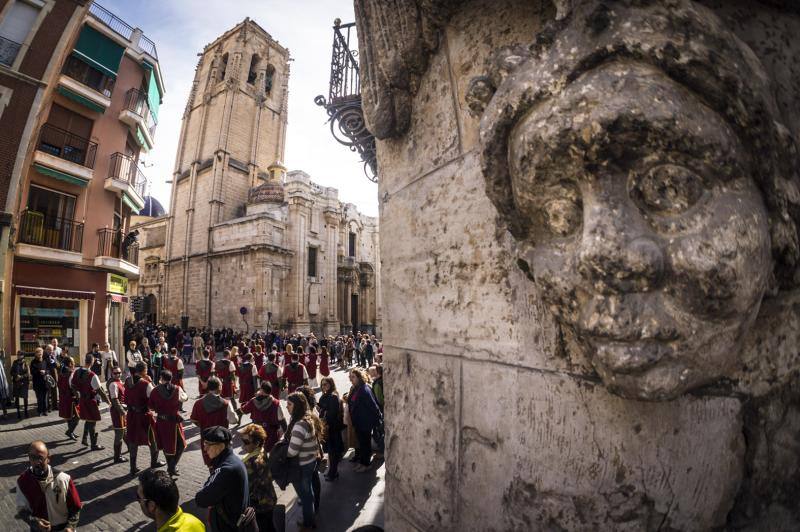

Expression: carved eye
xmin=542 ymin=197 xmax=582 ymax=236
xmin=631 ymin=164 xmax=704 ymax=215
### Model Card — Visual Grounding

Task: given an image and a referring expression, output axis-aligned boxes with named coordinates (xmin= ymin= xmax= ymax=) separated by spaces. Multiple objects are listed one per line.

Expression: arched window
xmin=264 ymin=64 xmax=275 ymax=94
xmin=218 ymin=52 xmax=228 ymax=82
xmin=247 ymin=54 xmax=259 ymax=85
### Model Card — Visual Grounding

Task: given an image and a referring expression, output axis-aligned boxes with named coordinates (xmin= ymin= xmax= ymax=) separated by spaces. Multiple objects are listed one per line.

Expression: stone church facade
xmin=130 ymin=18 xmax=380 ymax=336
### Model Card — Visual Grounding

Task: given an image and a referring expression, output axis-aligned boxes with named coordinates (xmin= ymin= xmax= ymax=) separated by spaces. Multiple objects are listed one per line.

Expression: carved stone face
xmin=508 ymin=61 xmax=772 ymax=400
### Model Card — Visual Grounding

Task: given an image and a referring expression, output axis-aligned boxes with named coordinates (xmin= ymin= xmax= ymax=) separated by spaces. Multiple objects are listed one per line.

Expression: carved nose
xmin=577 ymin=207 xmax=664 ymax=292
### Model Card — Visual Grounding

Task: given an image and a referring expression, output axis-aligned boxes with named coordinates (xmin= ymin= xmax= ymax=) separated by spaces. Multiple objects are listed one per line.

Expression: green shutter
xmin=72 ymin=25 xmax=125 ymax=79
xmin=143 ymin=61 xmax=161 ymax=121
xmin=56 ymin=86 xmax=106 ymax=113
xmin=135 ymin=125 xmax=151 ymax=150
xmin=121 ymin=192 xmax=139 ymax=212
xmin=34 ymin=164 xmax=90 ymax=187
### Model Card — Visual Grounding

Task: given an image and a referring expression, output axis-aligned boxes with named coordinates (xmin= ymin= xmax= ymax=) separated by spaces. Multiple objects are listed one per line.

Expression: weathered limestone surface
xmin=358 ymin=0 xmax=800 ymax=529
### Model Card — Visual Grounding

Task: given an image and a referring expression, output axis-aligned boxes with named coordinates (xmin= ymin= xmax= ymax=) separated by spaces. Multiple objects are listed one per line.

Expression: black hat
xmin=202 ymin=426 xmax=232 ymax=444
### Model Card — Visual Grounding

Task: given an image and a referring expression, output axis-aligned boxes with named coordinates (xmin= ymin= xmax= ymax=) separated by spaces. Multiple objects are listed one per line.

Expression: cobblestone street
xmin=0 ymin=364 xmax=384 ymax=531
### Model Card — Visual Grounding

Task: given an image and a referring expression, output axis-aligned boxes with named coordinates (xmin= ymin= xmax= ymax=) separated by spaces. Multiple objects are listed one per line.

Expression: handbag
xmin=268 ymin=439 xmax=300 ymax=490
xmin=45 ymin=374 xmax=56 ymax=390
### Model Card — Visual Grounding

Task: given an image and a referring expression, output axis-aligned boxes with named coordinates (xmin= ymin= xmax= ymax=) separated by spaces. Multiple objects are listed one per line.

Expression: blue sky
xmin=99 ymin=0 xmax=377 ymax=216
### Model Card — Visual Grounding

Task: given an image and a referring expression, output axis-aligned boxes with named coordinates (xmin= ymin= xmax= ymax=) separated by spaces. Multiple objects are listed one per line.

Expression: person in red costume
xmin=305 ymin=346 xmax=319 ymax=388
xmin=238 ymin=352 xmax=258 ymax=404
xmin=258 ymin=351 xmax=283 ymax=400
xmin=58 ymin=357 xmax=79 ymax=440
xmin=148 ymin=370 xmax=187 ymax=477
xmin=69 ymin=353 xmax=108 ymax=450
xmin=283 ymin=352 xmax=309 ymax=395
xmin=190 ymin=376 xmax=238 ymax=467
xmin=124 ymin=362 xmax=162 ymax=476
xmin=318 ymin=346 xmax=330 ymax=378
xmin=107 ymin=365 xmax=128 ymax=463
xmin=240 ymin=380 xmax=287 ymax=452
xmin=215 ymin=349 xmax=238 ymax=408
xmin=196 ymin=349 xmax=215 ymax=397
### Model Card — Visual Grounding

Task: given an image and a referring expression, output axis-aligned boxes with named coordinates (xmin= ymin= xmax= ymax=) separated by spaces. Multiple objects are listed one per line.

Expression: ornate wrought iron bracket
xmin=315 ymin=20 xmax=377 ymax=183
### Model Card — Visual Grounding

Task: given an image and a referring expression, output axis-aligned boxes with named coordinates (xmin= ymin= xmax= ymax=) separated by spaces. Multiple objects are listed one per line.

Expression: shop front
xmin=107 ymin=273 xmax=128 ymax=363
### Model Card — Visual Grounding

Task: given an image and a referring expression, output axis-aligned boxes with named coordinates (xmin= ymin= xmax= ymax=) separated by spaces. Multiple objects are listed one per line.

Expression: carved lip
xmin=592 ymin=339 xmax=673 ymax=374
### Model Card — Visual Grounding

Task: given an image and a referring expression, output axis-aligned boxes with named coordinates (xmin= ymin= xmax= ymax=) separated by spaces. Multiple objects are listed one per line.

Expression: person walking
xmin=190 ymin=377 xmax=237 ymax=467
xmin=70 ymin=353 xmax=108 ymax=449
xmin=240 ymin=424 xmax=278 ymax=532
xmin=58 ymin=357 xmax=80 ymax=441
xmin=347 ymin=368 xmax=382 ymax=472
xmin=162 ymin=348 xmax=185 ymax=411
xmin=240 ymin=381 xmax=287 ymax=452
xmin=137 ymin=469 xmax=205 ymax=531
xmin=318 ymin=376 xmax=344 ymax=481
xmin=237 ymin=353 xmax=258 ymax=405
xmin=10 ymin=351 xmax=30 ymax=419
xmin=192 ymin=333 xmax=205 ymax=364
xmin=215 ymin=350 xmax=238 ymax=409
xmin=107 ymin=366 xmax=128 ymax=463
xmin=285 ymin=392 xmax=325 ymax=531
xmin=257 ymin=351 xmax=282 ymax=401
xmin=30 ymin=348 xmax=49 ymax=416
xmin=196 ymin=349 xmax=215 ymax=397
xmin=125 ymin=362 xmax=163 ymax=476
xmin=283 ymin=353 xmax=308 ymax=395
xmin=305 ymin=347 xmax=318 ymax=388
xmin=318 ymin=346 xmax=330 ymax=378
xmin=15 ymin=441 xmax=82 ymax=531
xmin=148 ymin=370 xmax=187 ymax=477
xmin=195 ymin=426 xmax=250 ymax=532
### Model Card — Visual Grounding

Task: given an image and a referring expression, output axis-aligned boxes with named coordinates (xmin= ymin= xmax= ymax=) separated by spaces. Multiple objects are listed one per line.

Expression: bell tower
xmin=164 ymin=18 xmax=290 ymax=326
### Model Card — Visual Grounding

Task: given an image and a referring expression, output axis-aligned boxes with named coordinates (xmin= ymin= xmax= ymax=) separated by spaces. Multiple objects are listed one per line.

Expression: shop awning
xmin=56 ymin=86 xmax=106 ymax=113
xmin=142 ymin=61 xmax=161 ymax=121
xmin=72 ymin=25 xmax=125 ymax=79
xmin=110 ymin=294 xmax=129 ymax=303
xmin=33 ymin=163 xmax=90 ymax=187
xmin=16 ymin=285 xmax=96 ymax=300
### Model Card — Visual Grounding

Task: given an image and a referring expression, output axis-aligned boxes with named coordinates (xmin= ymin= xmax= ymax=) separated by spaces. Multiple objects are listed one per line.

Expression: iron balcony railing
xmin=97 ymin=227 xmax=139 ymax=264
xmin=123 ymin=88 xmax=158 ymax=138
xmin=18 ymin=210 xmax=83 ymax=253
xmin=37 ymin=123 xmax=97 ymax=168
xmin=89 ymin=2 xmax=158 ymax=59
xmin=108 ymin=152 xmax=147 ymax=197
xmin=0 ymin=35 xmax=21 ymax=67
xmin=61 ymin=54 xmax=115 ymax=96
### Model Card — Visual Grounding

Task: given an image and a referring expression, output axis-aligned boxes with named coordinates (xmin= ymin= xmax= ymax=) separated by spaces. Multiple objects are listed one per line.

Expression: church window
xmin=348 ymin=232 xmax=356 ymax=257
xmin=264 ymin=64 xmax=275 ymax=94
xmin=219 ymin=52 xmax=228 ymax=81
xmin=308 ymin=246 xmax=318 ymax=277
xmin=247 ymin=54 xmax=259 ymax=85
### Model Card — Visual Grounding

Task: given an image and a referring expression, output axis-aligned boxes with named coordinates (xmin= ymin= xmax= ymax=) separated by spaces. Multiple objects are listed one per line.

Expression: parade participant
xmin=257 ymin=352 xmax=282 ymax=400
xmin=137 ymin=469 xmax=205 ymax=532
xmin=125 ymin=362 xmax=162 ymax=476
xmin=215 ymin=349 xmax=238 ymax=408
xmin=58 ymin=357 xmax=79 ymax=440
xmin=229 ymin=346 xmax=241 ymax=371
xmin=283 ymin=352 xmax=309 ymax=395
xmin=237 ymin=353 xmax=258 ymax=404
xmin=282 ymin=343 xmax=294 ymax=368
xmin=318 ymin=376 xmax=344 ymax=481
xmin=148 ymin=370 xmax=187 ymax=477
xmin=305 ymin=347 xmax=318 ymax=388
xmin=15 ymin=441 xmax=81 ymax=532
xmin=70 ymin=353 xmax=108 ymax=449
xmin=107 ymin=365 xmax=128 ymax=463
xmin=162 ymin=348 xmax=185 ymax=411
xmin=318 ymin=346 xmax=330 ymax=378
xmin=240 ymin=381 xmax=286 ymax=452
xmin=181 ymin=333 xmax=193 ymax=365
xmin=99 ymin=342 xmax=118 ymax=381
xmin=11 ymin=351 xmax=30 ymax=419
xmin=196 ymin=426 xmax=251 ymax=532
xmin=192 ymin=333 xmax=205 ymax=364
xmin=196 ymin=349 xmax=215 ymax=397
xmin=127 ymin=340 xmax=145 ymax=372
xmin=190 ymin=377 xmax=238 ymax=467
xmin=347 ymin=368 xmax=382 ymax=472
xmin=240 ymin=424 xmax=278 ymax=532
xmin=252 ymin=345 xmax=265 ymax=371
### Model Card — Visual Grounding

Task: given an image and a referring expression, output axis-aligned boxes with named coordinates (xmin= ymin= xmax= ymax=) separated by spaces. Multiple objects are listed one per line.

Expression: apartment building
xmin=3 ymin=1 xmax=165 ymax=360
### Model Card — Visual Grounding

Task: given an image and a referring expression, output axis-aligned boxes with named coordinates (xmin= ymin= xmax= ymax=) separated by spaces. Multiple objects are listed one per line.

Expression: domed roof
xmin=248 ymin=181 xmax=284 ymax=204
xmin=138 ymin=196 xmax=166 ymax=217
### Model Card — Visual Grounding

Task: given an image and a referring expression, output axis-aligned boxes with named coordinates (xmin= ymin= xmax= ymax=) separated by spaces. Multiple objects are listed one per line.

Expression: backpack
xmin=267 ymin=439 xmax=300 ymax=490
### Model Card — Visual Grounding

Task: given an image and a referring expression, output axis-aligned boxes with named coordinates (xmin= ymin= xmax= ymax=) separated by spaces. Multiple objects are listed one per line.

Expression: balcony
xmin=104 ymin=153 xmax=147 ymax=211
xmin=16 ymin=210 xmax=84 ymax=264
xmin=119 ymin=88 xmax=156 ymax=151
xmin=33 ymin=124 xmax=96 ymax=186
xmin=0 ymin=35 xmax=21 ymax=67
xmin=94 ymin=228 xmax=139 ymax=278
xmin=89 ymin=2 xmax=158 ymax=60
xmin=58 ymin=55 xmax=114 ymax=112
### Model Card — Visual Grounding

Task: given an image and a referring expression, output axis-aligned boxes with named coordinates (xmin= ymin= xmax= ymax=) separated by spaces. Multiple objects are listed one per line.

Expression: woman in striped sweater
xmin=286 ymin=392 xmax=326 ymax=531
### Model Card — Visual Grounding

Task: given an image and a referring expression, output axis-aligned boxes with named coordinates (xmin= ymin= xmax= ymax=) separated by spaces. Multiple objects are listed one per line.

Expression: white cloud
xmin=101 ymin=0 xmax=377 ymax=216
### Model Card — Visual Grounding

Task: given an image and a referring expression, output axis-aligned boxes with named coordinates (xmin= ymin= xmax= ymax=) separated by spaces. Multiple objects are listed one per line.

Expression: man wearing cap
xmin=195 ymin=426 xmax=249 ymax=532
xmin=148 ymin=370 xmax=188 ymax=477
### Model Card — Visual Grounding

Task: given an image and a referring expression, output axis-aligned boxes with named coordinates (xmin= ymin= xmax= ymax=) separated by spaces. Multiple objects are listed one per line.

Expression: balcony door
xmin=41 ymin=104 xmax=94 ymax=165
xmin=25 ymin=185 xmax=77 ymax=250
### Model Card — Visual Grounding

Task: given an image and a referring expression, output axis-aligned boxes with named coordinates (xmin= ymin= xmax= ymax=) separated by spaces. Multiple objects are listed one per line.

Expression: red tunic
xmin=161 ymin=356 xmax=183 ymax=390
xmin=283 ymin=363 xmax=306 ymax=394
xmin=215 ymin=359 xmax=236 ymax=398
xmin=254 ymin=353 xmax=265 ymax=370
xmin=319 ymin=353 xmax=330 ymax=377
xmin=17 ymin=469 xmax=82 ymax=526
xmin=306 ymin=353 xmax=318 ymax=380
xmin=242 ymin=395 xmax=283 ymax=451
xmin=58 ymin=369 xmax=78 ymax=419
xmin=125 ymin=376 xmax=155 ymax=446
xmin=72 ymin=368 xmax=101 ymax=421
xmin=258 ymin=362 xmax=281 ymax=400
xmin=108 ymin=379 xmax=126 ymax=429
xmin=190 ymin=394 xmax=231 ymax=466
xmin=196 ymin=359 xmax=215 ymax=396
xmin=238 ymin=362 xmax=256 ymax=403
xmin=148 ymin=383 xmax=185 ymax=455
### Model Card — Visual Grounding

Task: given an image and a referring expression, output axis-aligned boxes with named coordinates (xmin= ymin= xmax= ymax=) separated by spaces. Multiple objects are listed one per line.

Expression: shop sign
xmin=21 ymin=307 xmax=78 ymax=317
xmin=107 ymin=274 xmax=128 ymax=295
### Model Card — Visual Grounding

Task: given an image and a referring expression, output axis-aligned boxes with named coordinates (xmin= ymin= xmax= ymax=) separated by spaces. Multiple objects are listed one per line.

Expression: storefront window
xmin=19 ymin=298 xmax=80 ymax=356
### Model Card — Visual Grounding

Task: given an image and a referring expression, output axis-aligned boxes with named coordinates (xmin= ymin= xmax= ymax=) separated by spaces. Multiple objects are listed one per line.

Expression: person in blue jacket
xmin=346 ymin=368 xmax=382 ymax=472
xmin=195 ymin=426 xmax=249 ymax=532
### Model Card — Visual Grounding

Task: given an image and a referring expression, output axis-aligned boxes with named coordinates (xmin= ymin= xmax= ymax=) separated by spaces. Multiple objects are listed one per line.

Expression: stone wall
xmin=358 ymin=0 xmax=800 ymax=530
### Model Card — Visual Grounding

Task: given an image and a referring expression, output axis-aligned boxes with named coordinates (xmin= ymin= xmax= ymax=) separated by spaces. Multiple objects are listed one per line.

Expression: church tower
xmin=164 ymin=19 xmax=290 ymax=326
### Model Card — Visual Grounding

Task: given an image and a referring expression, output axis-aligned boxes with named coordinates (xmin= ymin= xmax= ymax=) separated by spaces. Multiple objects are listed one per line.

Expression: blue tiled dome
xmin=138 ymin=196 xmax=166 ymax=217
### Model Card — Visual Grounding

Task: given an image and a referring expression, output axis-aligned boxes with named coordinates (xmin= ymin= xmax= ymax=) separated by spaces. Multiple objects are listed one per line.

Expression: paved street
xmin=0 ymin=363 xmax=384 ymax=531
